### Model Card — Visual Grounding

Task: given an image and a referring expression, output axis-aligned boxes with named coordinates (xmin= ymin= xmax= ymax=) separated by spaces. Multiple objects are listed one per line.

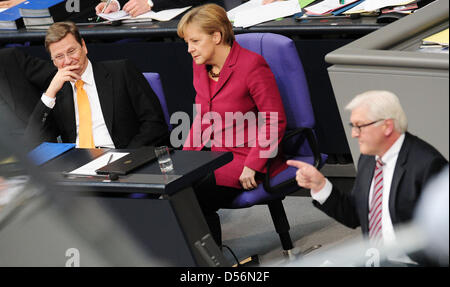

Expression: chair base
xmin=302 ymin=244 xmax=322 ymax=256
xmin=282 ymin=244 xmax=322 ymax=260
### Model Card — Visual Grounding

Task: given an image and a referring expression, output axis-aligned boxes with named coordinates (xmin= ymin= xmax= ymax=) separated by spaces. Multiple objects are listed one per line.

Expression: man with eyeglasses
xmin=287 ymin=90 xmax=447 ymax=266
xmin=25 ymin=21 xmax=169 ymax=149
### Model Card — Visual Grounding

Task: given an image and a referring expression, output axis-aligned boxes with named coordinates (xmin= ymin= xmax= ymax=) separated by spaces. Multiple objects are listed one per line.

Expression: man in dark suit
xmin=25 ymin=21 xmax=169 ymax=149
xmin=287 ymin=90 xmax=447 ymax=265
xmin=0 ymin=48 xmax=56 ymax=143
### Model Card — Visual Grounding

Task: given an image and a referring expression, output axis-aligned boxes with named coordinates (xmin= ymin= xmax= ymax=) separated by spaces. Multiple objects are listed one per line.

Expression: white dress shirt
xmin=312 ymin=134 xmax=416 ymax=263
xmin=41 ymin=61 xmax=115 ymax=148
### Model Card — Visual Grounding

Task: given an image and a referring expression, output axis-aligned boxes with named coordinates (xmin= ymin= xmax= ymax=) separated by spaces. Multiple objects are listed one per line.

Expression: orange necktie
xmin=75 ymin=80 xmax=94 ymax=148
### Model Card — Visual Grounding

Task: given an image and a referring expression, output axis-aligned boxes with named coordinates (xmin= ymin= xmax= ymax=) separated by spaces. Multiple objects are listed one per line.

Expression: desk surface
xmin=0 ymin=17 xmax=383 ymax=43
xmin=43 ymin=148 xmax=233 ymax=195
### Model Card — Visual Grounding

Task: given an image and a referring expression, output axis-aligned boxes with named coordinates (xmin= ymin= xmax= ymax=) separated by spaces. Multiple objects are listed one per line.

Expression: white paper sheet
xmin=343 ymin=2 xmax=367 ymax=14
xmin=232 ymin=0 xmax=301 ymax=28
xmin=98 ymin=6 xmax=191 ymax=22
xmin=304 ymin=0 xmax=359 ymax=15
xmin=98 ymin=10 xmax=128 ymax=21
xmin=68 ymin=152 xmax=129 ymax=176
xmin=363 ymin=0 xmax=415 ymax=12
xmin=149 ymin=6 xmax=191 ymax=21
xmin=227 ymin=0 xmax=263 ymax=22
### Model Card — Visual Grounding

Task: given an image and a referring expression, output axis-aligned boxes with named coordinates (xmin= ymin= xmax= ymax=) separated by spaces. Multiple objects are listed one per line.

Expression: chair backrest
xmin=235 ymin=33 xmax=315 ymax=155
xmin=142 ymin=72 xmax=172 ymax=131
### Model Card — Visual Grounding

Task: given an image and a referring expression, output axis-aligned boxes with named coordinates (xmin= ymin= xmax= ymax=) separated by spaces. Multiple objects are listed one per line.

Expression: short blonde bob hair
xmin=177 ymin=4 xmax=235 ymax=46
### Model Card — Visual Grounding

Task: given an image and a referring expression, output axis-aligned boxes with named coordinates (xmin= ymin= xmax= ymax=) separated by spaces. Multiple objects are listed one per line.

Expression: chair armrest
xmin=263 ymin=127 xmax=321 ymax=194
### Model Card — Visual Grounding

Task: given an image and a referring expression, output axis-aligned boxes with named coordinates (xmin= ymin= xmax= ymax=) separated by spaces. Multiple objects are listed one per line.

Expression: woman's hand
xmin=239 ymin=166 xmax=258 ymax=190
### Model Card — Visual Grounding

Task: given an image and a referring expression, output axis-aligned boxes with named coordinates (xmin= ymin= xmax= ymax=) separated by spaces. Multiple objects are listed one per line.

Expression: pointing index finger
xmin=286 ymin=160 xmax=310 ymax=169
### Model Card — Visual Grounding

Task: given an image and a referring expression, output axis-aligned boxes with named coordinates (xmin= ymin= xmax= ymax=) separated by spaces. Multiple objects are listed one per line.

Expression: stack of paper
xmin=422 ymin=28 xmax=449 ymax=46
xmin=419 ymin=28 xmax=449 ymax=54
xmin=98 ymin=6 xmax=191 ymax=23
xmin=364 ymin=0 xmax=415 ymax=11
xmin=304 ymin=0 xmax=359 ymax=15
xmin=344 ymin=0 xmax=417 ymax=15
xmin=381 ymin=3 xmax=418 ymax=14
xmin=229 ymin=0 xmax=301 ymax=28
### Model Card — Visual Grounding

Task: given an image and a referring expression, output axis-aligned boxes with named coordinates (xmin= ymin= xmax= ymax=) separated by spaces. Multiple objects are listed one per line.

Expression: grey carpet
xmin=219 ymin=195 xmax=361 ymax=266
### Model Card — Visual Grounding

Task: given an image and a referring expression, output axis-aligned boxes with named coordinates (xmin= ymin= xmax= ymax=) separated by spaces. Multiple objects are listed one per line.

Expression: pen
xmin=96 ymin=0 xmax=113 ymax=22
xmin=106 ymin=154 xmax=113 ymax=164
xmin=62 ymin=172 xmax=110 ymax=179
xmin=295 ymin=13 xmax=361 ymax=21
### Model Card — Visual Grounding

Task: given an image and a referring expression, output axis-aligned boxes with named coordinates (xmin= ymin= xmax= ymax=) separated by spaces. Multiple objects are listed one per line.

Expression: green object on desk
xmin=339 ymin=0 xmax=345 ymax=4
xmin=299 ymin=0 xmax=316 ymax=8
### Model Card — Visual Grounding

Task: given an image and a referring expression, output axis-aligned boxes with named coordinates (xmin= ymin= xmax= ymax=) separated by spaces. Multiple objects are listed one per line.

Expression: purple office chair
xmin=226 ymin=33 xmax=327 ymax=256
xmin=143 ymin=72 xmax=172 ymax=131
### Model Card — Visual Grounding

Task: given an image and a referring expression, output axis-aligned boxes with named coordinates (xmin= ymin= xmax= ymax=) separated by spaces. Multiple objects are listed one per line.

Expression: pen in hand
xmin=96 ymin=0 xmax=113 ymax=22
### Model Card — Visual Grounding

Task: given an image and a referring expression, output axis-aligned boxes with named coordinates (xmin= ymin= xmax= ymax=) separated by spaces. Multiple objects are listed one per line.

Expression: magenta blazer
xmin=183 ymin=42 xmax=287 ymax=189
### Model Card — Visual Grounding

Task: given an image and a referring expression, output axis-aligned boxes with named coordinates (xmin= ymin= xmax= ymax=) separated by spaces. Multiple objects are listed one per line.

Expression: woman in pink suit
xmin=177 ymin=4 xmax=287 ymax=246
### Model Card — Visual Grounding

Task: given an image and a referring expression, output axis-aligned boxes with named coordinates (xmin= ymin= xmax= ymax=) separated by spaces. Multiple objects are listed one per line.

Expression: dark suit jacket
xmin=314 ymin=132 xmax=447 ymax=264
xmin=0 ymin=48 xmax=56 ymax=142
xmin=26 ymin=59 xmax=169 ymax=149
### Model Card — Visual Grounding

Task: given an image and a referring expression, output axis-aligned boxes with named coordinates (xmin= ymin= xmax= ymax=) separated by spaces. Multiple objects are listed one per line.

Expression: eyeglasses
xmin=349 ymin=119 xmax=385 ymax=134
xmin=52 ymin=47 xmax=80 ymax=63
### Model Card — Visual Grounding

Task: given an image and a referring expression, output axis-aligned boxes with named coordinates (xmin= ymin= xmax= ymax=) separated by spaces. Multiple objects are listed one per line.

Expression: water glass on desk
xmin=154 ymin=146 xmax=173 ymax=173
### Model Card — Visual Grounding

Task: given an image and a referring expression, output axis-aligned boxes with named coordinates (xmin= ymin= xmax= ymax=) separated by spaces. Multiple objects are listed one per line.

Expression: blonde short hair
xmin=346 ymin=90 xmax=408 ymax=133
xmin=45 ymin=21 xmax=82 ymax=53
xmin=177 ymin=4 xmax=235 ymax=46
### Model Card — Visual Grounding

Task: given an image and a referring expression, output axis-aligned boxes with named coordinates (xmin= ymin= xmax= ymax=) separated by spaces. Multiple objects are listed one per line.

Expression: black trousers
xmin=193 ymin=172 xmax=242 ymax=247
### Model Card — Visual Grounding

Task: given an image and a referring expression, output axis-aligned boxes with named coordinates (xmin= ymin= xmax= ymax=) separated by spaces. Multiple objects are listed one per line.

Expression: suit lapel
xmin=58 ymin=82 xmax=77 ymax=141
xmin=211 ymin=42 xmax=240 ymax=100
xmin=389 ymin=133 xmax=410 ymax=224
xmin=194 ymin=65 xmax=211 ymax=100
xmin=92 ymin=62 xmax=114 ymax=136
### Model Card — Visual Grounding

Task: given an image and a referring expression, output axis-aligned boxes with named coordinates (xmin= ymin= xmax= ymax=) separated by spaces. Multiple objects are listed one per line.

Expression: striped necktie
xmin=369 ymin=159 xmax=384 ymax=244
xmin=75 ymin=80 xmax=94 ymax=148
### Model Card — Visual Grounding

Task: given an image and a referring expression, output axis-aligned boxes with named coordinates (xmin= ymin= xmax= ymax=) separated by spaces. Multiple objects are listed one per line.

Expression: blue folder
xmin=28 ymin=142 xmax=76 ymax=166
xmin=0 ymin=6 xmax=23 ymax=30
xmin=18 ymin=0 xmax=65 ymax=9
xmin=332 ymin=0 xmax=365 ymax=16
